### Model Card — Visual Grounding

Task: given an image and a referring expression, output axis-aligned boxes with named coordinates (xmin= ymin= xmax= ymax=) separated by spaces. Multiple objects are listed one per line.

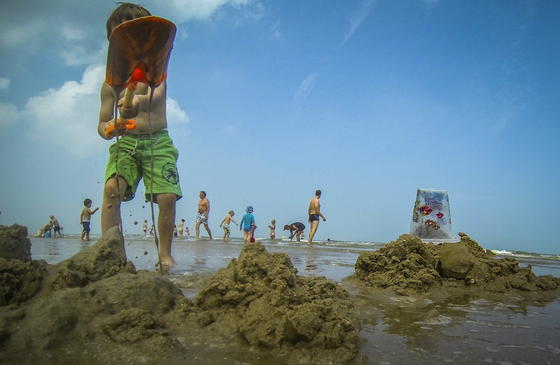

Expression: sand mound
xmin=194 ymin=242 xmax=360 ymax=364
xmin=0 ymin=227 xmax=188 ymax=365
xmin=47 ymin=227 xmax=136 ymax=290
xmin=0 ymin=224 xmax=31 ymax=261
xmin=355 ymin=233 xmax=560 ymax=294
xmin=1 ymin=227 xmax=360 ymax=364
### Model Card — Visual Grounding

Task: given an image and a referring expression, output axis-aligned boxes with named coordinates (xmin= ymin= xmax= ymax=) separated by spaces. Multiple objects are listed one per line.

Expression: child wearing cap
xmin=239 ymin=206 xmax=255 ymax=243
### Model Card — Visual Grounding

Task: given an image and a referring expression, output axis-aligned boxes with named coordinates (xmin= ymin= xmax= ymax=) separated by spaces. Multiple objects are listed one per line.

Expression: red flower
xmin=419 ymin=205 xmax=433 ymax=215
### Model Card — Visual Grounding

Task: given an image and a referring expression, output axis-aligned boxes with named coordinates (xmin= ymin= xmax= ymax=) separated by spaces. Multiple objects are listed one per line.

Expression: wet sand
xmin=25 ymin=234 xmax=560 ymax=364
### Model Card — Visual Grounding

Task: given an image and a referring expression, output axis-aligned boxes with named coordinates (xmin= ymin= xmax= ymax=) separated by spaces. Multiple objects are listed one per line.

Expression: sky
xmin=0 ymin=0 xmax=559 ymax=253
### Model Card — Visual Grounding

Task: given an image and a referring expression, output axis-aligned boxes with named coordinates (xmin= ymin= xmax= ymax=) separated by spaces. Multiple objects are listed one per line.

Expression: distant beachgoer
xmin=149 ymin=225 xmax=154 ymax=236
xmin=178 ymin=219 xmax=185 ymax=237
xmin=308 ymin=189 xmax=326 ymax=245
xmin=268 ymin=219 xmax=276 ymax=240
xmin=195 ymin=191 xmax=212 ymax=239
xmin=219 ymin=210 xmax=238 ymax=241
xmin=49 ymin=215 xmax=62 ymax=238
xmin=143 ymin=220 xmax=148 ymax=237
xmin=35 ymin=223 xmax=52 ymax=238
xmin=173 ymin=225 xmax=178 ymax=237
xmin=284 ymin=222 xmax=305 ymax=242
xmin=80 ymin=198 xmax=99 ymax=241
xmin=240 ymin=206 xmax=255 ymax=243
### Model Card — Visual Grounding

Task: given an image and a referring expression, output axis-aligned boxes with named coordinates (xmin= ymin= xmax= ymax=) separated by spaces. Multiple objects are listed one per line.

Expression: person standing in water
xmin=268 ymin=219 xmax=276 ymax=240
xmin=219 ymin=210 xmax=238 ymax=241
xmin=195 ymin=191 xmax=212 ymax=239
xmin=50 ymin=215 xmax=62 ymax=238
xmin=177 ymin=218 xmax=185 ymax=237
xmin=80 ymin=198 xmax=99 ymax=241
xmin=98 ymin=3 xmax=182 ymax=268
xmin=240 ymin=207 xmax=255 ymax=243
xmin=308 ymin=189 xmax=327 ymax=245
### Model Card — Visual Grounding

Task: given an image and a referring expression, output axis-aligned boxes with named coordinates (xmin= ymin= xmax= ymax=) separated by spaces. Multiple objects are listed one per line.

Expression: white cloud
xmin=61 ymin=24 xmax=88 ymax=41
xmin=0 ymin=78 xmax=10 ymax=90
xmin=294 ymin=73 xmax=319 ymax=106
xmin=0 ymin=19 xmax=49 ymax=50
xmin=222 ymin=124 xmax=236 ymax=135
xmin=0 ymin=103 xmax=19 ymax=127
xmin=24 ymin=64 xmax=105 ymax=157
xmin=167 ymin=97 xmax=190 ymax=125
xmin=342 ymin=0 xmax=375 ymax=45
xmin=149 ymin=0 xmax=255 ymax=23
xmin=271 ymin=20 xmax=282 ymax=40
xmin=60 ymin=42 xmax=106 ymax=67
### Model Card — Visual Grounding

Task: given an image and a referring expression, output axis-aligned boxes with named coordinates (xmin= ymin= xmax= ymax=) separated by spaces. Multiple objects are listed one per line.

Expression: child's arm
xmin=231 ymin=218 xmax=238 ymax=226
xmin=219 ymin=217 xmax=225 ymax=227
xmin=239 ymin=217 xmax=244 ymax=230
xmin=98 ymin=83 xmax=117 ymax=139
xmin=89 ymin=208 xmax=99 ymax=215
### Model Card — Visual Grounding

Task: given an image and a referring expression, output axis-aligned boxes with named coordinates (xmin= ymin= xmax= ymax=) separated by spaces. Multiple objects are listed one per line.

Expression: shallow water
xmin=30 ymin=236 xmax=560 ymax=364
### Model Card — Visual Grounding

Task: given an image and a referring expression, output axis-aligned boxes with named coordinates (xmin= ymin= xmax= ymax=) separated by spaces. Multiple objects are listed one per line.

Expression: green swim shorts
xmin=104 ymin=130 xmax=182 ymax=202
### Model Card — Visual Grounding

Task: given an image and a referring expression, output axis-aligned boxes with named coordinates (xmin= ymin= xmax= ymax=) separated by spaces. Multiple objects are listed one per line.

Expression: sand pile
xmin=0 ymin=225 xmax=360 ymax=364
xmin=193 ymin=242 xmax=360 ymax=364
xmin=0 ymin=226 xmax=190 ymax=364
xmin=355 ymin=233 xmax=560 ymax=294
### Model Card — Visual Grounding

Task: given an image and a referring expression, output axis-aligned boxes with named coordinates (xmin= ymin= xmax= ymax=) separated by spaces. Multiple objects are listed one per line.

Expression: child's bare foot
xmin=160 ymin=255 xmax=177 ymax=267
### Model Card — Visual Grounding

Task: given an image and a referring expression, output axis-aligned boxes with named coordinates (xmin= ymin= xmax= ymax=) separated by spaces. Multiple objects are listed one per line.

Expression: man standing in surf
xmin=98 ymin=3 xmax=181 ymax=268
xmin=308 ymin=189 xmax=327 ymax=245
xmin=195 ymin=191 xmax=213 ymax=240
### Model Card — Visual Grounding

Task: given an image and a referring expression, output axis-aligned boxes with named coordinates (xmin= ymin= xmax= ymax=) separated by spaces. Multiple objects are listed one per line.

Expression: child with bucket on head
xmin=98 ymin=3 xmax=181 ymax=268
xmin=80 ymin=198 xmax=99 ymax=241
xmin=219 ymin=210 xmax=238 ymax=241
xmin=240 ymin=206 xmax=256 ymax=243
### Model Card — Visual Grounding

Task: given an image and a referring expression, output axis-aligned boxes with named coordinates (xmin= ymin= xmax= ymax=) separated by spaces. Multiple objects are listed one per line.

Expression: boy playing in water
xmin=98 ymin=3 xmax=181 ymax=267
xmin=239 ymin=207 xmax=255 ymax=243
xmin=219 ymin=210 xmax=238 ymax=241
xmin=80 ymin=198 xmax=99 ymax=241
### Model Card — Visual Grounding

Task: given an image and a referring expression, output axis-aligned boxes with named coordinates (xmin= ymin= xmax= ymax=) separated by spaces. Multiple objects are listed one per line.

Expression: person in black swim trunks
xmin=284 ymin=222 xmax=305 ymax=242
xmin=308 ymin=189 xmax=326 ymax=245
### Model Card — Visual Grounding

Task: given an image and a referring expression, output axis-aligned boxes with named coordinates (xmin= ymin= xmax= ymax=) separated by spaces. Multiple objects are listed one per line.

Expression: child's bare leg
xmin=156 ymin=193 xmax=177 ymax=267
xmin=101 ymin=176 xmax=127 ymax=235
xmin=195 ymin=221 xmax=200 ymax=239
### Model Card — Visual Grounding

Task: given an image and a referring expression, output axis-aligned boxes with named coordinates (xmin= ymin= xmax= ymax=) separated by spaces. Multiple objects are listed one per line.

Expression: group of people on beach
xmin=192 ymin=189 xmax=327 ymax=244
xmin=34 ymin=215 xmax=63 ymax=238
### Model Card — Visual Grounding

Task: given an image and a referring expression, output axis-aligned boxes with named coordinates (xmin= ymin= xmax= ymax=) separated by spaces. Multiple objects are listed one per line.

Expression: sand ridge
xmin=355 ymin=233 xmax=560 ymax=294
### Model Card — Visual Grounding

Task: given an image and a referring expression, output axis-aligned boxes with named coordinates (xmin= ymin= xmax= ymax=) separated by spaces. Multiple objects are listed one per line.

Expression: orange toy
xmin=104 ymin=16 xmax=177 ymax=137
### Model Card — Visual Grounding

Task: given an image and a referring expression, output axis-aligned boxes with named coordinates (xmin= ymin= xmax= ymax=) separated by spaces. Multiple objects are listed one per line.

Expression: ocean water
xmin=29 ymin=235 xmax=560 ymax=364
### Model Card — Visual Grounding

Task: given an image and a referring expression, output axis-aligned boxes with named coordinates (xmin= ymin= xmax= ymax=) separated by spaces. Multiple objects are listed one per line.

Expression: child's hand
xmin=118 ymin=97 xmax=139 ymax=119
xmin=104 ymin=118 xmax=136 ymax=138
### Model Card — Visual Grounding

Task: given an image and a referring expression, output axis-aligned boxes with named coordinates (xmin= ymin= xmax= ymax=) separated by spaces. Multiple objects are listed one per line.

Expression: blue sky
xmin=0 ymin=0 xmax=559 ymax=253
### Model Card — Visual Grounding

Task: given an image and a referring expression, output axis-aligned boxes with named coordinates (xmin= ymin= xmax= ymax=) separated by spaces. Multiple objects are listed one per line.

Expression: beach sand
xmin=2 ymin=225 xmax=560 ymax=364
